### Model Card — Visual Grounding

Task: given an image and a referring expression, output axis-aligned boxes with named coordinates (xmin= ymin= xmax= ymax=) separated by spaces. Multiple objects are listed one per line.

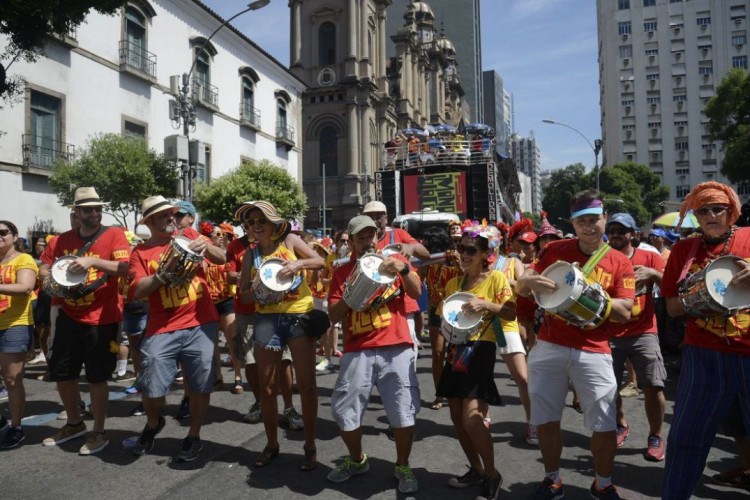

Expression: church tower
xmin=290 ymin=0 xmax=396 ymax=231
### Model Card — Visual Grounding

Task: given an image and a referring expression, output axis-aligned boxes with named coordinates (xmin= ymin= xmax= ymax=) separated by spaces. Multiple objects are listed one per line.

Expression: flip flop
xmin=430 ymin=398 xmax=445 ymax=410
xmin=300 ymin=446 xmax=317 ymax=471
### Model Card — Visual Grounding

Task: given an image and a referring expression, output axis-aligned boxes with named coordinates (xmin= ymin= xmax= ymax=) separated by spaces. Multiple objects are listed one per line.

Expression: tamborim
xmin=679 ymin=254 xmax=750 ymax=318
xmin=43 ymin=255 xmax=88 ymax=298
xmin=253 ymin=258 xmax=295 ymax=304
xmin=343 ymin=253 xmax=396 ymax=312
xmin=534 ymin=261 xmax=612 ymax=329
xmin=440 ymin=292 xmax=483 ymax=344
xmin=380 ymin=244 xmax=402 ymax=257
xmin=156 ymin=237 xmax=203 ymax=287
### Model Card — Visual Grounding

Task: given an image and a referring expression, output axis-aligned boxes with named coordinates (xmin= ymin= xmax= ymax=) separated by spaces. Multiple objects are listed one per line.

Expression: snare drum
xmin=343 ymin=253 xmax=396 ymax=312
xmin=533 ymin=261 xmax=612 ymax=329
xmin=156 ymin=238 xmax=203 ymax=287
xmin=381 ymin=244 xmax=402 ymax=257
xmin=679 ymin=255 xmax=750 ymax=318
xmin=43 ymin=255 xmax=88 ymax=298
xmin=440 ymin=292 xmax=483 ymax=344
xmin=253 ymin=258 xmax=295 ymax=304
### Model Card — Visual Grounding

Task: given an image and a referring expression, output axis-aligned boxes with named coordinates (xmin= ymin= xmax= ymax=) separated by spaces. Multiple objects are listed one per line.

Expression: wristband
xmin=399 ymin=265 xmax=410 ymax=277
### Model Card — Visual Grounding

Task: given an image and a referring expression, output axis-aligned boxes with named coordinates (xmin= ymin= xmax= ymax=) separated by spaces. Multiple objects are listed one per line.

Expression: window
xmin=675 ymin=141 xmax=689 ymax=151
xmin=619 ymin=45 xmax=633 ymax=58
xmin=733 ymin=55 xmax=748 ymax=69
xmin=622 ymin=124 xmax=635 ymax=130
xmin=319 ymin=22 xmax=336 ymax=66
xmin=195 ymin=144 xmax=210 ymax=184
xmin=675 ymin=120 xmax=688 ymax=127
xmin=275 ymin=96 xmax=294 ymax=145
xmin=676 ymin=167 xmax=690 ymax=175
xmin=670 ymin=0 xmax=682 ymax=3
xmin=644 ymin=21 xmax=658 ymax=32
xmin=737 ymin=183 xmax=750 ymax=196
xmin=643 ymin=0 xmax=655 ymax=6
xmin=696 ymin=17 xmax=711 ymax=26
xmin=645 ymin=48 xmax=658 ymax=56
xmin=27 ymin=90 xmax=64 ymax=168
xmin=647 ymin=96 xmax=660 ymax=104
xmin=319 ymin=126 xmax=338 ymax=177
xmin=120 ymin=6 xmax=156 ymax=78
xmin=648 ymin=122 xmax=661 ymax=128
xmin=618 ymin=0 xmax=630 ymax=9
xmin=673 ymin=94 xmax=687 ymax=102
xmin=676 ymin=185 xmax=691 ymax=198
xmin=240 ymin=77 xmax=260 ymax=127
xmin=646 ymin=73 xmax=659 ymax=80
xmin=621 ymin=99 xmax=635 ymax=106
xmin=699 ymin=65 xmax=713 ymax=75
xmin=618 ymin=22 xmax=632 ymax=35
xmin=123 ymin=120 xmax=146 ymax=139
xmin=733 ymin=34 xmax=747 ymax=46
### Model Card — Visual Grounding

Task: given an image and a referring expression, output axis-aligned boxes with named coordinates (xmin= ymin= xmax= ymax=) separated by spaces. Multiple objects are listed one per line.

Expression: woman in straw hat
xmin=237 ymin=200 xmax=326 ymax=471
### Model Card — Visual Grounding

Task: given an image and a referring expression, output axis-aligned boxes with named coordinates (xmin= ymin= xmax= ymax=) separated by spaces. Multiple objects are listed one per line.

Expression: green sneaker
xmin=242 ymin=402 xmax=261 ymax=424
xmin=327 ymin=454 xmax=369 ymax=483
xmin=394 ymin=463 xmax=419 ymax=493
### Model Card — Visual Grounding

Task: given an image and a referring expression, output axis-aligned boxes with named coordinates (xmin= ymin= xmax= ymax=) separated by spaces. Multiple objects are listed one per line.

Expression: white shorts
xmin=528 ymin=340 xmax=617 ymax=432
xmin=497 ymin=331 xmax=525 ymax=355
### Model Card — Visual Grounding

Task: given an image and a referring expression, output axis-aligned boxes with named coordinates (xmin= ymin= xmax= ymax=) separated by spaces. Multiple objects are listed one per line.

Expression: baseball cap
xmin=175 ymin=200 xmax=196 ymax=215
xmin=649 ymin=228 xmax=668 ymax=238
xmin=607 ymin=213 xmax=637 ymax=230
xmin=362 ymin=201 xmax=387 ymax=214
xmin=517 ymin=231 xmax=537 ymax=244
xmin=347 ymin=215 xmax=377 ymax=235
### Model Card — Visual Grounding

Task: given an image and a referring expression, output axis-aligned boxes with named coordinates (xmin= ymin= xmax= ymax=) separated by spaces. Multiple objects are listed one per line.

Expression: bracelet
xmin=154 ymin=273 xmax=168 ymax=285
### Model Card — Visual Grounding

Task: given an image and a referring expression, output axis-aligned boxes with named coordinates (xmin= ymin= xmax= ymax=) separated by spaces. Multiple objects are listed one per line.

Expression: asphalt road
xmin=0 ymin=342 xmax=746 ymax=500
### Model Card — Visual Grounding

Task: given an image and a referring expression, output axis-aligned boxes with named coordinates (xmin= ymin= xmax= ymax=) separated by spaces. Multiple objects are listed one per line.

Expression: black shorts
xmin=428 ymin=306 xmax=441 ymax=328
xmin=215 ymin=298 xmax=235 ymax=317
xmin=33 ymin=290 xmax=52 ymax=327
xmin=48 ymin=310 xmax=118 ymax=384
xmin=437 ymin=340 xmax=502 ymax=406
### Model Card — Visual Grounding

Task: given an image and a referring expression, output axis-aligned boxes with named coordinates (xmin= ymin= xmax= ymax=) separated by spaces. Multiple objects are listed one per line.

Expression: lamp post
xmin=542 ymin=119 xmax=603 ymax=192
xmin=170 ymin=0 xmax=270 ymax=201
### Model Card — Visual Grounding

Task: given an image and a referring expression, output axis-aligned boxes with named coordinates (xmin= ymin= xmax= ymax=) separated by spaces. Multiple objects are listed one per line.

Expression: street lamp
xmin=542 ymin=119 xmax=603 ymax=192
xmin=170 ymin=0 xmax=270 ymax=201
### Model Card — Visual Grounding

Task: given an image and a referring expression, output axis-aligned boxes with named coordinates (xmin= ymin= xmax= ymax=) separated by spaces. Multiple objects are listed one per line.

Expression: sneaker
xmin=27 ymin=352 xmax=47 ymax=365
xmin=79 ymin=431 xmax=109 ymax=455
xmin=644 ymin=434 xmax=665 ymax=462
xmin=0 ymin=387 xmax=7 ymax=401
xmin=618 ymin=381 xmax=639 ymax=398
xmin=36 ymin=372 xmax=51 ymax=381
xmin=476 ymin=471 xmax=503 ymax=500
xmin=42 ymin=421 xmax=87 ymax=446
xmin=589 ymin=480 xmax=621 ymax=499
xmin=526 ymin=423 xmax=539 ymax=446
xmin=57 ymin=401 xmax=87 ymax=421
xmin=448 ymin=465 xmax=484 ymax=488
xmin=616 ymin=425 xmax=630 ymax=448
xmin=315 ymin=358 xmax=332 ymax=372
xmin=327 ymin=454 xmax=370 ymax=483
xmin=242 ymin=401 xmax=262 ymax=424
xmin=532 ymin=477 xmax=565 ymax=500
xmin=174 ymin=370 xmax=184 ymax=383
xmin=231 ymin=379 xmax=244 ymax=394
xmin=175 ymin=398 xmax=190 ymax=420
xmin=394 ymin=463 xmax=419 ymax=494
xmin=132 ymin=416 xmax=166 ymax=456
xmin=711 ymin=467 xmax=750 ymax=490
xmin=175 ymin=435 xmax=203 ymax=462
xmin=114 ymin=370 xmax=136 ymax=383
xmin=0 ymin=426 xmax=25 ymax=449
xmin=131 ymin=403 xmax=146 ymax=417
xmin=282 ymin=407 xmax=304 ymax=430
xmin=124 ymin=385 xmax=141 ymax=395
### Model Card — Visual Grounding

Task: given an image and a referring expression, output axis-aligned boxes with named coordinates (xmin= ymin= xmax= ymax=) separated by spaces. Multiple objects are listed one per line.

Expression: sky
xmin=203 ymin=0 xmax=601 ymax=173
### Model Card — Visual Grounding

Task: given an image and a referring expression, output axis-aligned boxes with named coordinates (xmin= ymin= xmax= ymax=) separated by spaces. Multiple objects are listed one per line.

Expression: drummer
xmin=438 ymin=221 xmax=515 ymax=499
xmin=660 ymin=182 xmax=750 ymax=499
xmin=516 ymin=188 xmax=635 ymax=499
xmin=129 ymin=195 xmax=225 ymax=462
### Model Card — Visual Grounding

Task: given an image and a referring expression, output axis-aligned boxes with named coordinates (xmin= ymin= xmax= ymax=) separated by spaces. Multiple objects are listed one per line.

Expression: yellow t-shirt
xmin=0 ymin=253 xmax=39 ymax=329
xmin=444 ymin=270 xmax=515 ymax=342
xmin=494 ymin=255 xmax=521 ymax=334
xmin=252 ymin=244 xmax=313 ymax=314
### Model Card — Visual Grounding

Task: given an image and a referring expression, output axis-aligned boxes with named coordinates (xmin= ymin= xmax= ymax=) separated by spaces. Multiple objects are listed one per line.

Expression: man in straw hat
xmin=660 ymin=181 xmax=750 ymax=498
xmin=39 ymin=187 xmax=131 ymax=455
xmin=128 ymin=195 xmax=225 ymax=462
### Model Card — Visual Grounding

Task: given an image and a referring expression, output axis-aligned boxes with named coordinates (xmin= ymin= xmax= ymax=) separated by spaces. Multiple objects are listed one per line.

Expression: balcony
xmin=118 ymin=40 xmax=157 ymax=83
xmin=193 ymin=78 xmax=219 ymax=111
xmin=51 ymin=26 xmax=78 ymax=47
xmin=240 ymin=105 xmax=261 ymax=131
xmin=22 ymin=134 xmax=75 ymax=175
xmin=275 ymin=123 xmax=295 ymax=149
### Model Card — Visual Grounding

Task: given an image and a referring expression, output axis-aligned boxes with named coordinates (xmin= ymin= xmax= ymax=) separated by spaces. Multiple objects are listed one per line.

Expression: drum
xmin=440 ymin=292 xmax=483 ymax=344
xmin=679 ymin=255 xmax=750 ymax=318
xmin=343 ymin=253 xmax=396 ymax=312
xmin=43 ymin=255 xmax=87 ymax=298
xmin=381 ymin=244 xmax=402 ymax=257
xmin=155 ymin=237 xmax=203 ymax=287
xmin=253 ymin=258 xmax=295 ymax=304
xmin=533 ymin=261 xmax=612 ymax=329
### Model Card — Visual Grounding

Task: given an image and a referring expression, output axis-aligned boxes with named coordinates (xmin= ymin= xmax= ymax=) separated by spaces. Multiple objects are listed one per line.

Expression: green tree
xmin=703 ymin=68 xmax=750 ymax=184
xmin=540 ymin=163 xmax=589 ymax=227
xmin=49 ymin=134 xmax=177 ymax=228
xmin=194 ymin=159 xmax=308 ymax=223
xmin=0 ymin=1 xmax=121 ymax=100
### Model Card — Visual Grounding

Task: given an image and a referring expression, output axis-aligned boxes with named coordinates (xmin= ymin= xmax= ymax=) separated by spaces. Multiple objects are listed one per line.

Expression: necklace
xmin=702 ymin=226 xmax=735 ymax=261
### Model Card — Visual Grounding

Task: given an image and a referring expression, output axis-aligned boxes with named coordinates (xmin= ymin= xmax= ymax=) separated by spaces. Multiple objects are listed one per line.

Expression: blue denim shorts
xmin=253 ymin=313 xmax=308 ymax=351
xmin=0 ymin=325 xmax=34 ymax=353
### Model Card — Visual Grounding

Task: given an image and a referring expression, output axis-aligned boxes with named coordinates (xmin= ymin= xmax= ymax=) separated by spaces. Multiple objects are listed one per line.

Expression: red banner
xmin=403 ymin=172 xmax=467 ymax=218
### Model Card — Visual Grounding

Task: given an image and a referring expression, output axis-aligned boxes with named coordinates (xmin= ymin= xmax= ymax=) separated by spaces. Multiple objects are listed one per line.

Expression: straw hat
xmin=138 ymin=195 xmax=178 ymax=225
xmin=234 ymin=200 xmax=286 ymax=224
xmin=72 ymin=187 xmax=104 ymax=207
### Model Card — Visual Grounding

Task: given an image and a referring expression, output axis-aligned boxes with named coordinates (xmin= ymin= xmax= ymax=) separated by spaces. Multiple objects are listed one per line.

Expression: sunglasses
xmin=695 ymin=206 xmax=728 ymax=217
xmin=212 ymin=232 xmax=222 ymax=237
xmin=80 ymin=206 xmax=102 ymax=214
xmin=246 ymin=217 xmax=269 ymax=226
xmin=455 ymin=244 xmax=479 ymax=256
xmin=0 ymin=229 xmax=12 ymax=237
xmin=607 ymin=227 xmax=632 ymax=236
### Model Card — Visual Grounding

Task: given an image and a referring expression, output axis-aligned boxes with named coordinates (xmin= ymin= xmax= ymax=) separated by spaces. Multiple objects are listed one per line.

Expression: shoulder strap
xmin=389 ymin=228 xmax=395 ymax=245
xmin=76 ymin=225 xmax=109 ymax=257
xmin=494 ymin=255 xmax=507 ymax=272
xmin=581 ymin=243 xmax=611 ymax=277
xmin=677 ymin=237 xmax=702 ymax=283
xmin=239 ymin=234 xmax=251 ymax=250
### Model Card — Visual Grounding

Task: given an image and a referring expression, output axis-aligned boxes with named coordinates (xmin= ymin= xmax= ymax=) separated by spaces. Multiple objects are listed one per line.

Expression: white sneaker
xmin=27 ymin=352 xmax=47 ymax=365
xmin=315 ymin=358 xmax=332 ymax=372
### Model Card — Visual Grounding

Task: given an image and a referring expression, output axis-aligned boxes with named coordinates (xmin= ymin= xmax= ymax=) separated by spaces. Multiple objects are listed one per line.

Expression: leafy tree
xmin=703 ymin=68 xmax=750 ymax=184
xmin=194 ymin=159 xmax=308 ymax=223
xmin=49 ymin=134 xmax=177 ymax=228
xmin=0 ymin=1 xmax=121 ymax=100
xmin=540 ymin=163 xmax=589 ymax=227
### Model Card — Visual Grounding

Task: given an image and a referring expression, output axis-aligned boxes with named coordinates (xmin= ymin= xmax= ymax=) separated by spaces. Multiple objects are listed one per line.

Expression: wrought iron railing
xmin=377 ymin=138 xmax=496 ymax=170
xmin=193 ymin=78 xmax=219 ymax=108
xmin=276 ymin=123 xmax=295 ymax=143
xmin=22 ymin=134 xmax=75 ymax=169
xmin=240 ymin=105 xmax=261 ymax=128
xmin=118 ymin=40 xmax=157 ymax=78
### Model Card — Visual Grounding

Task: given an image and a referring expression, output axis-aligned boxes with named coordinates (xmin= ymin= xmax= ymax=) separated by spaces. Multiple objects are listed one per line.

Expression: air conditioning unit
xmin=623 ymin=58 xmax=630 ymax=65
xmin=701 ymin=24 xmax=707 ymax=30
xmin=649 ymin=55 xmax=656 ymax=63
xmin=648 ymin=31 xmax=654 ymax=36
xmin=621 ymin=34 xmax=629 ymax=41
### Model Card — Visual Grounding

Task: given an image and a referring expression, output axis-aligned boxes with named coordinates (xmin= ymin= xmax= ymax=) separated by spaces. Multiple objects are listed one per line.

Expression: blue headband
xmin=571 ymin=207 xmax=604 ymax=219
xmin=570 ymin=199 xmax=604 ymax=219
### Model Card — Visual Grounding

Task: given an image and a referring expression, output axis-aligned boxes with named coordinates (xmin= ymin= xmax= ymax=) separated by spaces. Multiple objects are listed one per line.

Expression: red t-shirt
xmin=225 ymin=236 xmax=255 ymax=315
xmin=377 ymin=228 xmax=420 ymax=314
xmin=41 ymin=235 xmax=62 ymax=306
xmin=616 ymin=248 xmax=663 ymax=337
xmin=661 ymin=227 xmax=750 ymax=356
xmin=329 ymin=254 xmax=414 ymax=352
xmin=130 ymin=227 xmax=219 ymax=335
xmin=50 ymin=227 xmax=130 ymax=325
xmin=531 ymin=239 xmax=635 ymax=353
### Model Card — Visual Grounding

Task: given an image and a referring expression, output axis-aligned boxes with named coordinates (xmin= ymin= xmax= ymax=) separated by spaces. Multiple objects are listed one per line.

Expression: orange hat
xmin=680 ymin=181 xmax=741 ymax=226
xmin=219 ymin=223 xmax=235 ymax=237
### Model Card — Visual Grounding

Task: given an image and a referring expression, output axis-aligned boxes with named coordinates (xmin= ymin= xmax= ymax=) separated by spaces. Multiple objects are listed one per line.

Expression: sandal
xmin=253 ymin=445 xmax=280 ymax=468
xmin=300 ymin=445 xmax=317 ymax=471
xmin=430 ymin=398 xmax=445 ymax=410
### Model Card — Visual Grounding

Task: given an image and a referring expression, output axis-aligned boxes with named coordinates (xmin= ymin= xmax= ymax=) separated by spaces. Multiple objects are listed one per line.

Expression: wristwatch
xmin=399 ymin=265 xmax=411 ymax=277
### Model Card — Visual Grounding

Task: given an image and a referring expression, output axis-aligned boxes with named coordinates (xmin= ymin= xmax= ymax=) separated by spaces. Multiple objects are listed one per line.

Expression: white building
xmin=0 ymin=0 xmax=305 ymax=235
xmin=597 ymin=0 xmax=750 ymax=203
xmin=510 ymin=133 xmax=542 ymax=213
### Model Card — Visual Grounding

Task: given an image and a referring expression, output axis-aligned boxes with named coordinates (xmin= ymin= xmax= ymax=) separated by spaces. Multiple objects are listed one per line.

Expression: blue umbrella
xmin=400 ymin=127 xmax=426 ymax=137
xmin=432 ymin=123 xmax=457 ymax=134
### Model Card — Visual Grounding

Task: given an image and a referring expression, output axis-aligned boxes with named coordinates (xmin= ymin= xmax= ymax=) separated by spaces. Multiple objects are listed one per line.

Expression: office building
xmin=510 ymin=133 xmax=542 ymax=213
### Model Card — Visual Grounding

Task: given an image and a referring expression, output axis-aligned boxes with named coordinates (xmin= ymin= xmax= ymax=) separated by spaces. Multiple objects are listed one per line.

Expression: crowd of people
xmin=0 ymin=182 xmax=749 ymax=500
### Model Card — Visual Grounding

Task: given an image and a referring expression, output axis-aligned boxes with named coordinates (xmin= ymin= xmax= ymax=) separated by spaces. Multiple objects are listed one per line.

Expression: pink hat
xmin=537 ymin=212 xmax=561 ymax=239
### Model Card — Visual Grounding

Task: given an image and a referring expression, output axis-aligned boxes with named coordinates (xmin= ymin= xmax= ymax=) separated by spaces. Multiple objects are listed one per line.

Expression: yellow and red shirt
xmin=0 ymin=253 xmax=38 ymax=330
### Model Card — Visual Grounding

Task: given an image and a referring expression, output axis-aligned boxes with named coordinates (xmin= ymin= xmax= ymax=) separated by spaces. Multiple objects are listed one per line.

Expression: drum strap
xmin=677 ymin=238 xmax=702 ymax=284
xmin=71 ymin=226 xmax=112 ymax=298
xmin=581 ymin=243 xmax=611 ymax=278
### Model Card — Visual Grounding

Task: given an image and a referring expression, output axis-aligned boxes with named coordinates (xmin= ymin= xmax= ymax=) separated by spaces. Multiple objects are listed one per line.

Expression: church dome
xmin=404 ymin=1 xmax=435 ymax=27
xmin=437 ymin=35 xmax=456 ymax=57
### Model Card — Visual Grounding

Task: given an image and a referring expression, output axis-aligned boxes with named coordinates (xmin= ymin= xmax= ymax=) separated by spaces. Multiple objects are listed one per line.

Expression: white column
xmin=290 ymin=1 xmax=301 ymax=66
xmin=348 ymin=0 xmax=357 ymax=58
xmin=348 ymin=103 xmax=358 ymax=174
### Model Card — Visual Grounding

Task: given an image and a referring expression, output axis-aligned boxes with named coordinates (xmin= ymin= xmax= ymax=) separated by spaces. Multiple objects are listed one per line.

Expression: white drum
xmin=343 ymin=253 xmax=396 ymax=312
xmin=381 ymin=244 xmax=402 ymax=257
xmin=43 ymin=255 xmax=88 ymax=298
xmin=156 ymin=237 xmax=204 ymax=287
xmin=253 ymin=258 xmax=295 ymax=304
xmin=679 ymin=255 xmax=750 ymax=318
xmin=440 ymin=292 xmax=483 ymax=344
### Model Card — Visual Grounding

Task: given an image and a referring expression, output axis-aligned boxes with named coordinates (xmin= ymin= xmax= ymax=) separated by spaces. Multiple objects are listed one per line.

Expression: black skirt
xmin=436 ymin=340 xmax=502 ymax=406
